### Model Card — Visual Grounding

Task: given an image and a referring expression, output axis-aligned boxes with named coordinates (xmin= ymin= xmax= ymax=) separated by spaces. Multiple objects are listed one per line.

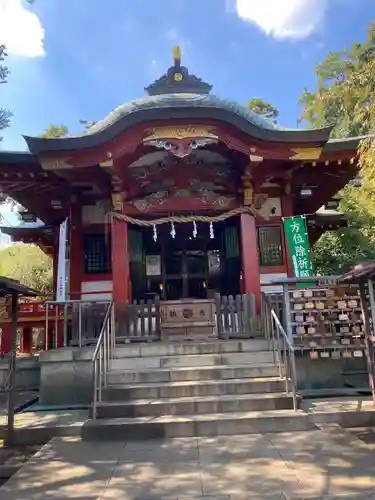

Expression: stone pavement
xmin=0 ymin=391 xmax=38 ymax=418
xmin=1 ymin=426 xmax=375 ymax=499
xmin=0 ymin=409 xmax=88 ymax=430
xmin=0 ymin=409 xmax=88 ymax=443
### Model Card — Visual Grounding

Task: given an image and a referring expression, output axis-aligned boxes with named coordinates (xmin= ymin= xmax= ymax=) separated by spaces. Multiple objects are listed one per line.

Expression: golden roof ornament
xmin=145 ymin=46 xmax=212 ymax=95
xmin=172 ymin=45 xmax=181 ymax=64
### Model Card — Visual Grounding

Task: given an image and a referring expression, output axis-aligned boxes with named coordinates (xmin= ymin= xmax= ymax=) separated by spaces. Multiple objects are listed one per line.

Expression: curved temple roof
xmin=18 ymin=45 xmax=371 ymax=156
xmin=24 ymin=93 xmax=334 ymax=154
xmin=22 ymin=45 xmax=338 ymax=154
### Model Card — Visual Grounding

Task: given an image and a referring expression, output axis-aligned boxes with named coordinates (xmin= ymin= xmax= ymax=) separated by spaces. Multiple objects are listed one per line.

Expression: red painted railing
xmin=0 ymin=290 xmax=110 ymax=354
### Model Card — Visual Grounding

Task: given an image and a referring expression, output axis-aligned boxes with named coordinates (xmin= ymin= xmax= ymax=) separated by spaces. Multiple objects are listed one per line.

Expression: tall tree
xmin=0 ymin=244 xmax=52 ymax=293
xmin=0 ymin=45 xmax=12 ymax=142
xmin=248 ymin=98 xmax=279 ymax=121
xmin=299 ymin=21 xmax=375 ymax=274
xmin=299 ymin=22 xmax=375 ymax=138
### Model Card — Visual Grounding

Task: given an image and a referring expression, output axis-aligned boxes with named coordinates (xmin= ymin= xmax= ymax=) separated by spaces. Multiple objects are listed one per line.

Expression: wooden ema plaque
xmin=160 ymin=299 xmax=216 ymax=342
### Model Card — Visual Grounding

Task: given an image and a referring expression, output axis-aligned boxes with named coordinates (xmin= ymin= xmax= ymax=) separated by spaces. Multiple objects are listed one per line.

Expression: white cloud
xmin=0 ymin=0 xmax=45 ymax=57
xmin=166 ymin=28 xmax=178 ymax=41
xmin=235 ymin=0 xmax=327 ymax=40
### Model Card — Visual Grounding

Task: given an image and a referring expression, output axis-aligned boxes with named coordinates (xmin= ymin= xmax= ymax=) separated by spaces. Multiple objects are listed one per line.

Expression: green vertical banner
xmin=283 ymin=216 xmax=313 ymax=278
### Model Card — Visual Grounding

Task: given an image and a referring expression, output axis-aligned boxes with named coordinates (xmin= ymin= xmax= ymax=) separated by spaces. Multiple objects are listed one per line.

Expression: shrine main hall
xmin=0 ymin=47 xmax=360 ymax=312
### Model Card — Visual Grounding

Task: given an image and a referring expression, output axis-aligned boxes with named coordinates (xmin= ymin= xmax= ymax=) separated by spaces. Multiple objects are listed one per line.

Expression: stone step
xmin=102 ymin=376 xmax=285 ymax=400
xmin=110 ymin=350 xmax=274 ymax=371
xmin=112 ymin=339 xmax=269 ymax=360
xmin=107 ymin=363 xmax=279 ymax=385
xmin=82 ymin=409 xmax=312 ymax=441
xmin=94 ymin=392 xmax=295 ymax=418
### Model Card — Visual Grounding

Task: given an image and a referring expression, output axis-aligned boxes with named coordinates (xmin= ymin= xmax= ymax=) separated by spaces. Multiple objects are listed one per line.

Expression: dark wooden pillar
xmin=21 ymin=327 xmax=32 ymax=354
xmin=240 ymin=213 xmax=261 ymax=311
xmin=1 ymin=323 xmax=11 ymax=355
xmin=111 ymin=218 xmax=130 ymax=304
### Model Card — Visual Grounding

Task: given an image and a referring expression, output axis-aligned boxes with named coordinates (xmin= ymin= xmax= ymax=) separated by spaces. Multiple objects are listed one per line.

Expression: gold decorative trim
xmin=249 ymin=154 xmax=264 ymax=162
xmin=40 ymin=158 xmax=72 ymax=170
xmin=144 ymin=126 xmax=218 ymax=142
xmin=100 ymin=159 xmax=114 ymax=168
xmin=290 ymin=147 xmax=322 ymax=160
xmin=111 ymin=193 xmax=123 ymax=212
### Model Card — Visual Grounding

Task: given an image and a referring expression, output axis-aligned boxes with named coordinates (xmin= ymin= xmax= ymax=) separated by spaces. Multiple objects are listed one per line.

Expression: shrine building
xmin=0 ymin=47 xmax=361 ymax=319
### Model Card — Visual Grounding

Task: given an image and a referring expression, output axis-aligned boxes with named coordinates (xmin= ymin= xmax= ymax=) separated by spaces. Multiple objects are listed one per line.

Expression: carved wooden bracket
xmin=111 ymin=193 xmax=124 ymax=212
xmin=40 ymin=158 xmax=72 ymax=171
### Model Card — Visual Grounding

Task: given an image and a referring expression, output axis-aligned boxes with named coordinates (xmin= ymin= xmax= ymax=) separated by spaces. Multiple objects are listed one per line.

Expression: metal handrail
xmin=44 ymin=299 xmax=111 ymax=349
xmin=261 ymin=293 xmax=298 ymax=411
xmin=92 ymin=300 xmax=115 ymax=420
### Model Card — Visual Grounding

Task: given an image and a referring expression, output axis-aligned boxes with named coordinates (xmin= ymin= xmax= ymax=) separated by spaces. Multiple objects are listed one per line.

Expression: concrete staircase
xmin=82 ymin=339 xmax=307 ymax=441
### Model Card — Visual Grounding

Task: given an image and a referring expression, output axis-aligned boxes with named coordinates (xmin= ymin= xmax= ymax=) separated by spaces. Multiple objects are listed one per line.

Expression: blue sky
xmin=1 ymin=0 xmax=375 ymax=153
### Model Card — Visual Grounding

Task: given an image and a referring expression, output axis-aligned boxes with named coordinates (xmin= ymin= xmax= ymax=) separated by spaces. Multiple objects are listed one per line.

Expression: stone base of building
xmin=36 ymin=340 xmax=371 ymax=408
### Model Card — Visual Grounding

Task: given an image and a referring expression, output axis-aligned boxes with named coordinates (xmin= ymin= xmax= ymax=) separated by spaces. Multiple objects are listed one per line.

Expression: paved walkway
xmin=0 ymin=396 xmax=372 ymax=438
xmin=1 ymin=426 xmax=375 ymax=499
xmin=0 ymin=409 xmax=88 ymax=430
xmin=0 ymin=391 xmax=38 ymax=418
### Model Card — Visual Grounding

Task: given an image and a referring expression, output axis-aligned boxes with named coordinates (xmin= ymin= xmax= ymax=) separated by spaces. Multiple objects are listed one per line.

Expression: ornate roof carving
xmin=145 ymin=46 xmax=212 ymax=96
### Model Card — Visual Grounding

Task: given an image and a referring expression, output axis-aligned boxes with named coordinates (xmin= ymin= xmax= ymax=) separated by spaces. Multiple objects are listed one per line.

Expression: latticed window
xmin=257 ymin=226 xmax=284 ymax=266
xmin=83 ymin=234 xmax=111 ymax=274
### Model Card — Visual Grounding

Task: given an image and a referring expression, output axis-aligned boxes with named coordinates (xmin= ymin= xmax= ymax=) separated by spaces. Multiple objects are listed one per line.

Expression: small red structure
xmin=0 ymin=47 xmax=363 ymax=350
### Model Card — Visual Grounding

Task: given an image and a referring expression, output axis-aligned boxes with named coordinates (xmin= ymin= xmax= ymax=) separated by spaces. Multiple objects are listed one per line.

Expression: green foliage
xmin=299 ymin=21 xmax=375 ymax=137
xmin=40 ymin=120 xmax=97 ymax=138
xmin=299 ymin=21 xmax=375 ymax=274
xmin=0 ymin=45 xmax=9 ymax=85
xmin=0 ymin=45 xmax=12 ymax=142
xmin=0 ymin=244 xmax=53 ymax=293
xmin=248 ymin=98 xmax=279 ymax=121
xmin=312 ymin=187 xmax=375 ymax=274
xmin=39 ymin=124 xmax=69 ymax=138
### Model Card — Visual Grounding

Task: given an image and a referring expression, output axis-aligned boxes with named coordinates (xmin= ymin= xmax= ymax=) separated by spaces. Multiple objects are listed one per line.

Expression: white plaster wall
xmin=259 ymin=197 xmax=282 ymax=218
xmin=260 ymin=273 xmax=287 ymax=294
xmin=81 ymin=281 xmax=113 ymax=301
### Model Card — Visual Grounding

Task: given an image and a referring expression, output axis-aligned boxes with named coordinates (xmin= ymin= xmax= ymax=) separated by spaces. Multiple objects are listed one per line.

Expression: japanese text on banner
xmin=283 ymin=216 xmax=313 ymax=278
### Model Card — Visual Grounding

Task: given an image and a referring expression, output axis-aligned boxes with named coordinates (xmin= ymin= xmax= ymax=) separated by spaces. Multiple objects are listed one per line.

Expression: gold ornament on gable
xmin=249 ymin=154 xmax=264 ymax=162
xmin=100 ymin=159 xmax=114 ymax=168
xmin=40 ymin=158 xmax=72 ymax=171
xmin=144 ymin=126 xmax=218 ymax=142
xmin=112 ymin=193 xmax=123 ymax=212
xmin=290 ymin=148 xmax=323 ymax=160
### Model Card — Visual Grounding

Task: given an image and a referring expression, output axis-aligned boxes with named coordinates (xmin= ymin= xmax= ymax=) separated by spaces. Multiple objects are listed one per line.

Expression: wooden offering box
xmin=160 ymin=299 xmax=216 ymax=342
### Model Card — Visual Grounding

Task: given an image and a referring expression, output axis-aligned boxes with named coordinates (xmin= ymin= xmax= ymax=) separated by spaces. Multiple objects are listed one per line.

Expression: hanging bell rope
xmin=110 ymin=205 xmax=262 ymax=227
